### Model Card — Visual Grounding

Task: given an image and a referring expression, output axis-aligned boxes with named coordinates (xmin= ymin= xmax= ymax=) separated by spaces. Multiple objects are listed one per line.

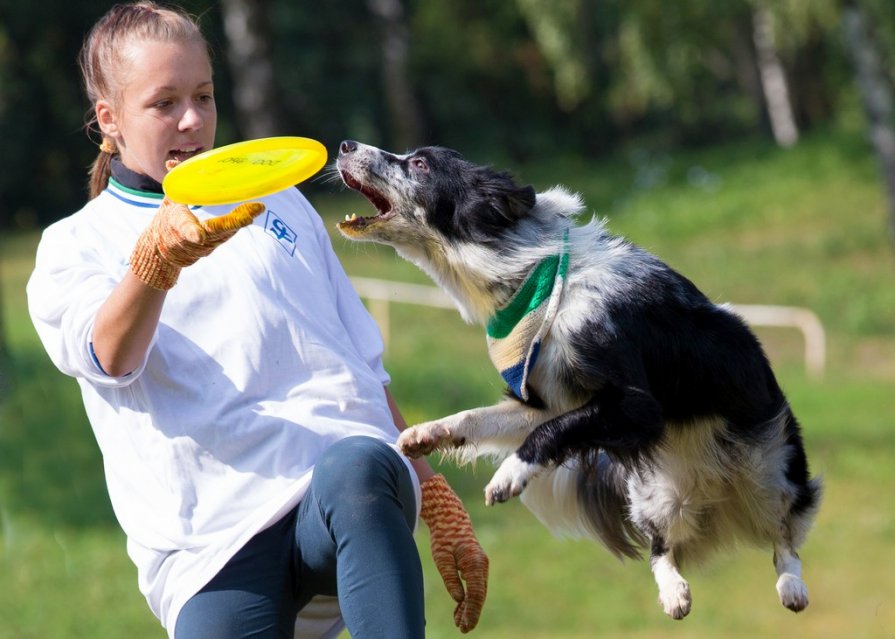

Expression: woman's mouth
xmin=169 ymin=147 xmax=203 ymax=163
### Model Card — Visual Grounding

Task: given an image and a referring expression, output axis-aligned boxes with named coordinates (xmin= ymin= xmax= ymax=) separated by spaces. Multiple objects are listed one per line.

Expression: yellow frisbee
xmin=162 ymin=136 xmax=328 ymax=205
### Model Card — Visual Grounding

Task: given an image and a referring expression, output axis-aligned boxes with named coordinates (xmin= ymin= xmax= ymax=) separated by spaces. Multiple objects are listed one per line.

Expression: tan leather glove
xmin=420 ymin=473 xmax=489 ymax=633
xmin=130 ymin=198 xmax=265 ymax=290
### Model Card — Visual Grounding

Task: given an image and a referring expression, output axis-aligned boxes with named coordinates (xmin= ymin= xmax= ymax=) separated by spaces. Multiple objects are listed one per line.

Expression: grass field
xmin=2 ymin=127 xmax=894 ymax=638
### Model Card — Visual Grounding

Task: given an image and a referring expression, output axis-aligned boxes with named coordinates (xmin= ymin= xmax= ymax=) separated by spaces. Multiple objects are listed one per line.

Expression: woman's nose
xmin=179 ymin=105 xmax=205 ymax=130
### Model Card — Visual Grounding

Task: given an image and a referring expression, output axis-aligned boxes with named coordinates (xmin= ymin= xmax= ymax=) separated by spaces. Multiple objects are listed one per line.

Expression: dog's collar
xmin=486 ymin=231 xmax=569 ymax=401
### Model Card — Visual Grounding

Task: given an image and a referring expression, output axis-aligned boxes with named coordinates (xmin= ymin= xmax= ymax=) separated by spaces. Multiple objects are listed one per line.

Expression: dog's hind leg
xmin=774 ymin=545 xmax=808 ymax=612
xmin=772 ymin=409 xmax=820 ymax=613
xmin=650 ymin=537 xmax=692 ymax=620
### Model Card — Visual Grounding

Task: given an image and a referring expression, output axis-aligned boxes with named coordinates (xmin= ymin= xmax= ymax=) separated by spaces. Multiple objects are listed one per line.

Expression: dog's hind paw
xmin=397 ymin=422 xmax=452 ymax=458
xmin=777 ymin=574 xmax=809 ymax=612
xmin=659 ymin=581 xmax=692 ymax=620
xmin=484 ymin=454 xmax=538 ymax=506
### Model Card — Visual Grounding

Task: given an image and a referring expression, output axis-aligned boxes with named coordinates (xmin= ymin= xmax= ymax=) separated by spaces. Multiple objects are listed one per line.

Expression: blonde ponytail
xmin=88 ymin=149 xmax=114 ymax=199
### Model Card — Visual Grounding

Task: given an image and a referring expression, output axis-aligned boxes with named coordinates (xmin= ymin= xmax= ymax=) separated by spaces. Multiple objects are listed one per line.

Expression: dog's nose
xmin=339 ymin=140 xmax=358 ymax=156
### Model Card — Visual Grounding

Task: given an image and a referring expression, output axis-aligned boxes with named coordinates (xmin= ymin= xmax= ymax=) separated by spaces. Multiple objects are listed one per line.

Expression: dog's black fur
xmin=335 ymin=140 xmax=821 ymax=619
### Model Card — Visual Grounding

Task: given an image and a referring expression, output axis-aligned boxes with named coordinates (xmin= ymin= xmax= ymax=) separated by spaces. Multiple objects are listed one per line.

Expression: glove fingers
xmin=204 ymin=202 xmax=265 ymax=237
xmin=458 ymin=545 xmax=489 ymax=597
xmin=456 ymin=544 xmax=488 ymax=632
xmin=160 ymin=200 xmax=205 ymax=245
xmin=454 ymin=601 xmax=466 ymax=632
xmin=432 ymin=548 xmax=465 ymax=603
xmin=420 ymin=474 xmax=489 ymax=632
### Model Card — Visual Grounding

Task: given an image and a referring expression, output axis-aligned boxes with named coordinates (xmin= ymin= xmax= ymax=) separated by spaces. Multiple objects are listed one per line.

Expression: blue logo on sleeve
xmin=265 ymin=210 xmax=297 ymax=255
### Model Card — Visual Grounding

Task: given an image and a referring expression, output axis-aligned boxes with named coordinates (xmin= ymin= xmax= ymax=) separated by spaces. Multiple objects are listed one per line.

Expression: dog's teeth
xmin=344 ymin=213 xmax=359 ymax=222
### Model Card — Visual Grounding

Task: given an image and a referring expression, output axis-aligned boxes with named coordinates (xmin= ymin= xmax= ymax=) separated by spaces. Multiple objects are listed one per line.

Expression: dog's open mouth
xmin=338 ymin=170 xmax=393 ymax=231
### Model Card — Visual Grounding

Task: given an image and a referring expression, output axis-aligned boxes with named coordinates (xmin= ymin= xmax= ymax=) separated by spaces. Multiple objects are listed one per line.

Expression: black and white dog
xmin=335 ymin=140 xmax=821 ymax=619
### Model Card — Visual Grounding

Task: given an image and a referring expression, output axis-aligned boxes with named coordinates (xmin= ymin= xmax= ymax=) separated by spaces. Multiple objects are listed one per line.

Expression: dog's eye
xmin=410 ymin=157 xmax=429 ymax=173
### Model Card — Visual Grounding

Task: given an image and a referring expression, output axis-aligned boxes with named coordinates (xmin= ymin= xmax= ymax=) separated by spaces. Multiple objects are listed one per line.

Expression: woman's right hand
xmin=130 ymin=199 xmax=265 ymax=290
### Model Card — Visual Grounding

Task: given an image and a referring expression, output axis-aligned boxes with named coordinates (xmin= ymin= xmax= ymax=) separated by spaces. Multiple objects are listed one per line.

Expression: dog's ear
xmin=478 ymin=169 xmax=536 ymax=220
xmin=447 ymin=170 xmax=537 ymax=242
xmin=504 ymin=184 xmax=537 ymax=219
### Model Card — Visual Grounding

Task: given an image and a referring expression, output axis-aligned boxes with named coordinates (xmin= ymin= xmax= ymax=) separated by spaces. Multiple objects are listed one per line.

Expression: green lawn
xmin=2 ymin=127 xmax=894 ymax=637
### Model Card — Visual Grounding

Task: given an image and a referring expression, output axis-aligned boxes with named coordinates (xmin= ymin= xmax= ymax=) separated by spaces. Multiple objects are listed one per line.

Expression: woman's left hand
xmin=419 ymin=473 xmax=489 ymax=633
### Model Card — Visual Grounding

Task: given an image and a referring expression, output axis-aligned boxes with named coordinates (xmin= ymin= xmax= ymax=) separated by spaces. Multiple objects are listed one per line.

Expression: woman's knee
xmin=313 ymin=436 xmax=416 ymax=528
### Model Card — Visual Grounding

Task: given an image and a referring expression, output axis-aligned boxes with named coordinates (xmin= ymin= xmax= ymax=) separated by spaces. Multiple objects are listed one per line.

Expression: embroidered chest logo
xmin=264 ymin=210 xmax=297 ymax=255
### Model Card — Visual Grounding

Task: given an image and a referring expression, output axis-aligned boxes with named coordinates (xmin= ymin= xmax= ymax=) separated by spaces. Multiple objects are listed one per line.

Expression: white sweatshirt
xmin=26 ymin=179 xmax=419 ymax=637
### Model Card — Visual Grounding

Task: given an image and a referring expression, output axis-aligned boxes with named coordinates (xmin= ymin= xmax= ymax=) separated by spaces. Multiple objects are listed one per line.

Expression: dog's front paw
xmin=397 ymin=422 xmax=453 ymax=458
xmin=777 ymin=574 xmax=808 ymax=612
xmin=484 ymin=455 xmax=538 ymax=506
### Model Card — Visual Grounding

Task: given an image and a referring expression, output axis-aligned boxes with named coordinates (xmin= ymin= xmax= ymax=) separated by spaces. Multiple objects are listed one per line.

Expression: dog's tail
xmin=519 ymin=450 xmax=645 ymax=560
xmin=578 ymin=450 xmax=646 ymax=560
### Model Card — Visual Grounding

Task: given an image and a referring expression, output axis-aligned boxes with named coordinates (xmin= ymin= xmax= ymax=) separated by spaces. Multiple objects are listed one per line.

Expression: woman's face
xmin=97 ymin=39 xmax=216 ymax=185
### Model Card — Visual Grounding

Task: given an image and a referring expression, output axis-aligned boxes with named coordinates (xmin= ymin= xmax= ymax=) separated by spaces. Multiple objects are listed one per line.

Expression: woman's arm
xmin=385 ymin=387 xmax=436 ymax=483
xmin=91 ymin=271 xmax=167 ymax=377
xmin=91 ymin=199 xmax=265 ymax=377
xmin=384 ymin=385 xmax=488 ymax=633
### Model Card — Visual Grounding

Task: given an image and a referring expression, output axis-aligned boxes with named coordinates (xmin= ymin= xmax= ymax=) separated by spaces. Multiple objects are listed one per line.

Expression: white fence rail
xmin=351 ymin=277 xmax=826 ymax=379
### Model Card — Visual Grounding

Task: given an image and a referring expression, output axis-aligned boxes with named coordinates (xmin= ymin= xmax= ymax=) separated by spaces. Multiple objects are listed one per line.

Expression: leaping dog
xmin=336 ymin=140 xmax=821 ymax=619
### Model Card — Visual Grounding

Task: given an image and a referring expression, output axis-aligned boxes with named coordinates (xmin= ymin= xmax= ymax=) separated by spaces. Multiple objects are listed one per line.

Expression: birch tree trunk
xmin=516 ymin=0 xmax=591 ymax=112
xmin=752 ymin=7 xmax=799 ymax=148
xmin=842 ymin=0 xmax=895 ymax=243
xmin=220 ymin=0 xmax=283 ymax=139
xmin=366 ymin=0 xmax=424 ymax=150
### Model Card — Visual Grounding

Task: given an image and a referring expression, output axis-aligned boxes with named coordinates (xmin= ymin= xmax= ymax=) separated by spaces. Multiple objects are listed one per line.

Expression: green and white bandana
xmin=486 ymin=232 xmax=569 ymax=401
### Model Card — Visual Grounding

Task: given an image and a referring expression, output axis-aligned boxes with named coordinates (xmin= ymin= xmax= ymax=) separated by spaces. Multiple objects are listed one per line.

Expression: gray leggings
xmin=175 ymin=436 xmax=425 ymax=639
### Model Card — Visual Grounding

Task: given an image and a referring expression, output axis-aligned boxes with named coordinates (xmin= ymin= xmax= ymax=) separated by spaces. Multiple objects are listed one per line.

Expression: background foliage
xmin=2 ymin=0 xmax=895 ymax=228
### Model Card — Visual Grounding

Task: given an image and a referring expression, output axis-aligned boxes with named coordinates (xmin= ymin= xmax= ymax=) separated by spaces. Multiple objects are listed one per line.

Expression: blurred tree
xmin=367 ymin=0 xmax=424 ymax=150
xmin=0 ymin=263 xmax=7 ymax=401
xmin=752 ymin=4 xmax=799 ymax=147
xmin=841 ymin=0 xmax=895 ymax=243
xmin=515 ymin=0 xmax=592 ymax=112
xmin=266 ymin=0 xmax=388 ymax=148
xmin=221 ymin=0 xmax=284 ymax=139
xmin=607 ymin=1 xmax=766 ymax=143
xmin=0 ymin=1 xmax=103 ymax=228
xmin=605 ymin=0 xmax=847 ymax=146
xmin=764 ymin=0 xmax=843 ymax=130
xmin=410 ymin=0 xmax=598 ymax=159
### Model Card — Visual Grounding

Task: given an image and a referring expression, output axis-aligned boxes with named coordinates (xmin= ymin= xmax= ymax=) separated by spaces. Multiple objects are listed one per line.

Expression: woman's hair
xmin=79 ymin=2 xmax=210 ymax=198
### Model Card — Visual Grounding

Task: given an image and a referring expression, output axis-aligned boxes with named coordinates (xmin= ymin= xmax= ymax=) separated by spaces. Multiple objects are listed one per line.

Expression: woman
xmin=26 ymin=3 xmax=488 ymax=638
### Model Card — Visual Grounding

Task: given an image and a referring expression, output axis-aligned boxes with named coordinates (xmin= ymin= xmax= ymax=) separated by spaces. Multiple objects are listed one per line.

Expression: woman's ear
xmin=96 ymin=99 xmax=119 ymax=137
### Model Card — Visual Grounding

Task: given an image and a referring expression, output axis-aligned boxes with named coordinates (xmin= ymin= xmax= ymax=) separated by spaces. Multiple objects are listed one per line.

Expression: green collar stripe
xmin=487 ymin=255 xmax=559 ymax=339
xmin=486 ymin=232 xmax=569 ymax=340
